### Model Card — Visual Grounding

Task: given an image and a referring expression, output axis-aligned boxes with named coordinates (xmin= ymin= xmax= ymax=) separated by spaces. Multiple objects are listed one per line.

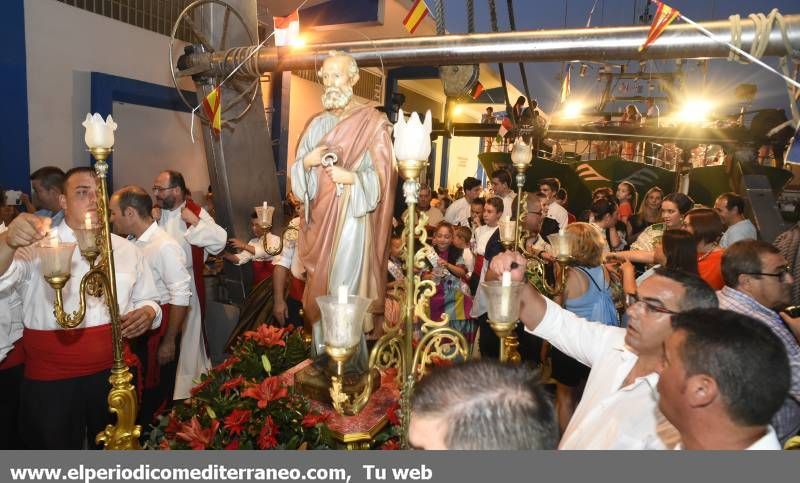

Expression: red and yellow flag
xmin=639 ymin=1 xmax=681 ymax=52
xmin=470 ymin=81 xmax=485 ymax=100
xmin=202 ymin=87 xmax=221 ymax=136
xmin=560 ymin=65 xmax=571 ymax=104
xmin=403 ymin=0 xmax=429 ymax=34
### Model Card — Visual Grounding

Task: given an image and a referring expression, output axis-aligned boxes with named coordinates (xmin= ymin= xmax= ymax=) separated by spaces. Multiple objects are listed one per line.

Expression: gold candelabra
xmin=255 ymin=204 xmax=299 ymax=256
xmin=41 ymin=144 xmax=141 ymax=450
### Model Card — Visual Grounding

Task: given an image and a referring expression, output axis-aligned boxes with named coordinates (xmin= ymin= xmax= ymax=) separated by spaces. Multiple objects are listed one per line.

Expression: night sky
xmin=435 ymin=0 xmax=798 ymax=116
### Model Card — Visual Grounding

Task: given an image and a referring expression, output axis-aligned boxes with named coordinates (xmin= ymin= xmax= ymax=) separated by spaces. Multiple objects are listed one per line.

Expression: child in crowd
xmin=224 ymin=211 xmax=281 ymax=285
xmin=387 ymin=231 xmax=405 ymax=290
xmin=615 ymin=181 xmax=638 ymax=223
xmin=453 ymin=225 xmax=474 ymax=277
xmin=420 ymin=222 xmax=476 ymax=345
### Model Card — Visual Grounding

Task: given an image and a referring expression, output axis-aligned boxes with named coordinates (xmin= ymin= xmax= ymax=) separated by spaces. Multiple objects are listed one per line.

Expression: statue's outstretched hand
xmin=324 ymin=165 xmax=355 ymax=185
xmin=303 ymin=146 xmax=327 ymax=169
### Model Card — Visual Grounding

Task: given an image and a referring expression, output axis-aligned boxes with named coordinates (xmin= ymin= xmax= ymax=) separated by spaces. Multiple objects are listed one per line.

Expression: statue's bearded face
xmin=322 ymin=84 xmax=353 ymax=110
xmin=319 ymin=55 xmax=357 ymax=111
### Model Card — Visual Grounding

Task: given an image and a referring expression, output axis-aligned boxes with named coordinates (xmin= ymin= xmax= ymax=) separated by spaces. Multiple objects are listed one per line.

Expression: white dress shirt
xmin=444 ymin=197 xmax=472 ymax=227
xmin=231 ymin=235 xmax=280 ymax=265
xmin=0 ymin=222 xmax=23 ymax=363
xmin=545 ymin=201 xmax=569 ymax=230
xmin=0 ymin=222 xmax=162 ymax=333
xmin=157 ymin=202 xmax=223 ymax=400
xmin=675 ymin=426 xmax=781 ymax=450
xmin=527 ymin=296 xmax=680 ymax=449
xmin=158 ymin=201 xmax=227 ymax=265
xmin=500 ymin=192 xmax=516 ymax=218
xmin=134 ymin=222 xmax=192 ymax=307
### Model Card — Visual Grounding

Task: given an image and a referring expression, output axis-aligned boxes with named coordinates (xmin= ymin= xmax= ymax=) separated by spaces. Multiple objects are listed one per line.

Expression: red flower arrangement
xmin=148 ymin=325 xmax=336 ymax=450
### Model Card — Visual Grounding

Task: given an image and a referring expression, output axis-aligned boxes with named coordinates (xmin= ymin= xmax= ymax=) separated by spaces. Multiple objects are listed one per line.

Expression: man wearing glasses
xmin=718 ymin=239 xmax=800 ymax=443
xmin=489 ymin=251 xmax=718 ymax=449
xmin=152 ymin=170 xmax=226 ymax=400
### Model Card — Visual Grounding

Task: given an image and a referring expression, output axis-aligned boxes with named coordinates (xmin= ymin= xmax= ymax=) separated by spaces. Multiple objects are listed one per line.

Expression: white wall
xmin=445 ymin=136 xmax=481 ymax=190
xmin=25 ymin=0 xmax=195 ymax=174
xmin=111 ymin=102 xmax=209 ymax=195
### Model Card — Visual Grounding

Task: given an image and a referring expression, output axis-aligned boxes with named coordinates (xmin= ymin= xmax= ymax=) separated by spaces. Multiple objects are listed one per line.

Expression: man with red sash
xmin=109 ymin=186 xmax=192 ymax=426
xmin=0 ymin=221 xmax=24 ymax=449
xmin=152 ymin=170 xmax=226 ymax=399
xmin=290 ymin=51 xmax=396 ymax=369
xmin=0 ymin=167 xmax=161 ymax=449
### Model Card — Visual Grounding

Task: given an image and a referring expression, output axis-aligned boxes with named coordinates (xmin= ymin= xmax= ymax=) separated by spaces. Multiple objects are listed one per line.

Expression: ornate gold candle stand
xmin=40 ymin=140 xmax=141 ymax=449
xmin=254 ymin=203 xmax=299 ymax=256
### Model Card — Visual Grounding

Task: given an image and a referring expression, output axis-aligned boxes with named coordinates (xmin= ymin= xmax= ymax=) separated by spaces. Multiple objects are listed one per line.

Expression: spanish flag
xmin=639 ymin=1 xmax=680 ymax=52
xmin=470 ymin=81 xmax=485 ymax=100
xmin=560 ymin=65 xmax=571 ymax=104
xmin=403 ymin=0 xmax=429 ymax=34
xmin=202 ymin=87 xmax=221 ymax=136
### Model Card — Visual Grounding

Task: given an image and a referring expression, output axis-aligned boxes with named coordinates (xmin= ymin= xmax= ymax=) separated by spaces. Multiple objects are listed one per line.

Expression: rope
xmin=467 ymin=0 xmax=475 ymax=34
xmin=727 ymin=9 xmax=799 ymax=124
xmin=434 ymin=0 xmax=446 ymax=36
xmin=506 ymin=0 xmax=533 ymax=115
xmin=488 ymin=0 xmax=513 ymax=127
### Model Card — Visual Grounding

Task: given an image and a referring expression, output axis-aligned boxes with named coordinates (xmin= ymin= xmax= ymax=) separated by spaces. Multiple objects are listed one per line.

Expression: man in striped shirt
xmin=718 ymin=240 xmax=800 ymax=443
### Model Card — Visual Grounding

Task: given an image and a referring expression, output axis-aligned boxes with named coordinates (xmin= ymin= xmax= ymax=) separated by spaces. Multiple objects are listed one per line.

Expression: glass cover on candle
xmin=317 ymin=294 xmax=372 ymax=349
xmin=499 ymin=218 xmax=516 ymax=244
xmin=547 ymin=231 xmax=574 ymax=259
xmin=74 ymin=227 xmax=98 ymax=254
xmin=481 ymin=280 xmax=524 ymax=323
xmin=37 ymin=241 xmax=76 ymax=278
xmin=254 ymin=205 xmax=275 ymax=226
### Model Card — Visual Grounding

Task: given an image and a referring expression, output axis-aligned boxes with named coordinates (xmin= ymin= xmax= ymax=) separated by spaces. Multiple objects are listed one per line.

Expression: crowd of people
xmin=402 ymin=170 xmax=800 ymax=451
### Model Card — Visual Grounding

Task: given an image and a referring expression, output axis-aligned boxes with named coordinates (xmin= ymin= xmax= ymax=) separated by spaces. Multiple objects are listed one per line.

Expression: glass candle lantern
xmin=547 ymin=231 xmax=574 ymax=261
xmin=38 ymin=240 xmax=76 ymax=283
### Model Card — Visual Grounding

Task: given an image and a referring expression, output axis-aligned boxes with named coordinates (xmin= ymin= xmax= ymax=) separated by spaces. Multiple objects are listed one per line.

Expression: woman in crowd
xmin=550 ymin=222 xmax=619 ymax=432
xmin=628 ymin=186 xmax=663 ymax=241
xmin=589 ymin=198 xmax=624 ymax=252
xmin=631 ymin=192 xmax=694 ymax=252
xmin=684 ymin=207 xmax=725 ymax=289
xmin=615 ymin=181 xmax=638 ymax=224
xmin=620 ymin=105 xmax=642 ymax=161
xmin=420 ymin=222 xmax=475 ymax=344
xmin=616 ymin=229 xmax=698 ymax=297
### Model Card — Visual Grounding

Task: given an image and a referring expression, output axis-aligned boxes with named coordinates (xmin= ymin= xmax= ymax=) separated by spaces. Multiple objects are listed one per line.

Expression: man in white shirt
xmin=152 ymin=170 xmax=226 ymax=399
xmin=714 ymin=192 xmax=757 ymax=248
xmin=0 ymin=167 xmax=161 ymax=449
xmin=490 ymin=252 xmax=718 ymax=449
xmin=445 ymin=177 xmax=483 ymax=227
xmin=109 ymin=185 xmax=192 ymax=423
xmin=417 ymin=184 xmax=443 ymax=228
xmin=659 ymin=308 xmax=788 ymax=450
xmin=490 ymin=169 xmax=516 ymax=219
xmin=0 ymin=221 xmax=24 ymax=449
xmin=538 ymin=178 xmax=568 ymax=230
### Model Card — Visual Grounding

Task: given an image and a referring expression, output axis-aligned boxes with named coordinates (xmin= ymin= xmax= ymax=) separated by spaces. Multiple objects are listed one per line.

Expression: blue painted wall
xmin=0 ymin=0 xmax=30 ymax=193
xmin=89 ymin=72 xmax=197 ymax=191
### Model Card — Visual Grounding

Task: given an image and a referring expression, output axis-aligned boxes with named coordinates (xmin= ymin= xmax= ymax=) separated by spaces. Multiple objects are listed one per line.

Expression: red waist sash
xmin=23 ymin=325 xmax=115 ymax=381
xmin=0 ymin=339 xmax=25 ymax=370
xmin=144 ymin=304 xmax=171 ymax=389
xmin=252 ymin=260 xmax=275 ymax=285
xmin=288 ymin=276 xmax=305 ymax=301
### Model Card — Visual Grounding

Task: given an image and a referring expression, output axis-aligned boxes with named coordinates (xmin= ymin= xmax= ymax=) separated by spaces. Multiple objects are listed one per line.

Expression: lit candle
xmin=49 ymin=231 xmax=59 ymax=248
xmin=337 ymin=285 xmax=348 ymax=305
xmin=261 ymin=201 xmax=269 ymax=223
xmin=84 ymin=213 xmax=92 ymax=229
xmin=500 ymin=271 xmax=512 ymax=318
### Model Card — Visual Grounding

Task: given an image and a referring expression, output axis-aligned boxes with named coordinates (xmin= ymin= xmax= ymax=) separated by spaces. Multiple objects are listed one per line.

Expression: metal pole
xmin=185 ymin=15 xmax=800 ymax=77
